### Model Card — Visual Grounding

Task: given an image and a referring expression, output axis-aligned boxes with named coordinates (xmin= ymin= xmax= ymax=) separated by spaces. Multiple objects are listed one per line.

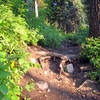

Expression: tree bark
xmin=34 ymin=0 xmax=39 ymax=17
xmin=89 ymin=0 xmax=100 ymax=37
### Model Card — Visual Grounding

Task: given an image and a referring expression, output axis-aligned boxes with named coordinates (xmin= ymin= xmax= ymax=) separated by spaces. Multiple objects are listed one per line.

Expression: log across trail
xmin=20 ymin=40 xmax=100 ymax=100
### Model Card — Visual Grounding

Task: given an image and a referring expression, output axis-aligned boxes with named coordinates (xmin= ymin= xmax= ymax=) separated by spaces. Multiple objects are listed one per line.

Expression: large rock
xmin=37 ymin=81 xmax=48 ymax=90
xmin=65 ymin=64 xmax=74 ymax=73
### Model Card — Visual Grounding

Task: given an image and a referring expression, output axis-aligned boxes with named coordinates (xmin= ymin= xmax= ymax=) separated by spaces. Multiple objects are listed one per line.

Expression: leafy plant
xmin=65 ymin=25 xmax=89 ymax=44
xmin=26 ymin=80 xmax=36 ymax=92
xmin=81 ymin=37 xmax=100 ymax=82
xmin=0 ymin=0 xmax=28 ymax=16
xmin=0 ymin=4 xmax=42 ymax=99
xmin=25 ymin=8 xmax=65 ymax=48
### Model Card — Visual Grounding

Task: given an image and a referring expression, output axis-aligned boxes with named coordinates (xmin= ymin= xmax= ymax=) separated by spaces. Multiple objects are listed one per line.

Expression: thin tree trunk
xmin=34 ymin=0 xmax=39 ymax=17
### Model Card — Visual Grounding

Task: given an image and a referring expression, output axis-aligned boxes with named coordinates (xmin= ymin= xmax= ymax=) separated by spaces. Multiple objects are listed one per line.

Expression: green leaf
xmin=0 ymin=52 xmax=6 ymax=57
xmin=0 ymin=64 xmax=9 ymax=70
xmin=25 ymin=84 xmax=31 ymax=92
xmin=0 ymin=85 xmax=8 ymax=95
xmin=0 ymin=71 xmax=11 ymax=79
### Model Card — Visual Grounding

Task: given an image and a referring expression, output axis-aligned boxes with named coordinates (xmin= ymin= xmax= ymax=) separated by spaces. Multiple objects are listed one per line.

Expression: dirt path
xmin=20 ymin=40 xmax=100 ymax=100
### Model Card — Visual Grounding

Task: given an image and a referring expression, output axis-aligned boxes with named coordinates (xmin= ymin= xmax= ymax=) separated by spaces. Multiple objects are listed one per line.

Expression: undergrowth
xmin=0 ymin=0 xmax=91 ymax=99
xmin=0 ymin=4 xmax=42 ymax=100
xmin=81 ymin=38 xmax=100 ymax=82
xmin=65 ymin=25 xmax=89 ymax=45
xmin=25 ymin=8 xmax=65 ymax=48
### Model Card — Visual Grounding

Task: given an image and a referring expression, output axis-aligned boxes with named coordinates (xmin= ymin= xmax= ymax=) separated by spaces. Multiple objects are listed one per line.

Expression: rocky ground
xmin=19 ymin=40 xmax=100 ymax=100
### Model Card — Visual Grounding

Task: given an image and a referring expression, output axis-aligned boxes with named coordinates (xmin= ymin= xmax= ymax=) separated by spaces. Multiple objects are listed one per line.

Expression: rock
xmin=80 ymin=66 xmax=89 ymax=72
xmin=77 ymin=80 xmax=98 ymax=93
xmin=82 ymin=95 xmax=86 ymax=98
xmin=50 ymin=71 xmax=53 ymax=74
xmin=45 ymin=95 xmax=47 ymax=97
xmin=80 ymin=65 xmax=92 ymax=72
xmin=65 ymin=64 xmax=74 ymax=73
xmin=83 ymin=72 xmax=88 ymax=78
xmin=30 ymin=58 xmax=36 ymax=64
xmin=73 ymin=82 xmax=76 ymax=86
xmin=47 ymin=89 xmax=51 ymax=92
xmin=44 ymin=71 xmax=48 ymax=75
xmin=61 ymin=45 xmax=64 ymax=49
xmin=39 ymin=91 xmax=42 ymax=93
xmin=37 ymin=81 xmax=48 ymax=90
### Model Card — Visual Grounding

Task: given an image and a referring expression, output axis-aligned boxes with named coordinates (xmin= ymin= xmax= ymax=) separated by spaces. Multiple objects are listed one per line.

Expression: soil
xmin=19 ymin=40 xmax=100 ymax=100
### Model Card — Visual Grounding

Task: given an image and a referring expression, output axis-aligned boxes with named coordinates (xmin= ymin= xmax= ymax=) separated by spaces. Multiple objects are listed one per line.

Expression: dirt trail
xmin=20 ymin=40 xmax=100 ymax=100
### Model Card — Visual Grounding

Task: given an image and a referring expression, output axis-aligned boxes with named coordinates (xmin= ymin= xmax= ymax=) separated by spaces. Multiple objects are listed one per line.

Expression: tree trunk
xmin=34 ymin=0 xmax=39 ymax=17
xmin=89 ymin=0 xmax=100 ymax=37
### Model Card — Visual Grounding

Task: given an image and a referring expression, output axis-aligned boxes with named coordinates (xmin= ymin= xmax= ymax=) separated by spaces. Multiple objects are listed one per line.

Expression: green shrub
xmin=81 ymin=37 xmax=100 ymax=82
xmin=65 ymin=25 xmax=89 ymax=44
xmin=0 ymin=4 xmax=42 ymax=99
xmin=0 ymin=0 xmax=28 ymax=16
xmin=26 ymin=8 xmax=65 ymax=48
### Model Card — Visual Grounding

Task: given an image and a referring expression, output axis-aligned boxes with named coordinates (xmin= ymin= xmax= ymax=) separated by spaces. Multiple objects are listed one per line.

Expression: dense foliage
xmin=0 ymin=3 xmax=42 ymax=100
xmin=0 ymin=0 xmax=64 ymax=99
xmin=25 ymin=8 xmax=65 ymax=48
xmin=0 ymin=0 xmax=100 ymax=99
xmin=81 ymin=38 xmax=100 ymax=82
xmin=65 ymin=25 xmax=89 ymax=44
xmin=0 ymin=0 xmax=27 ymax=16
xmin=45 ymin=0 xmax=85 ymax=33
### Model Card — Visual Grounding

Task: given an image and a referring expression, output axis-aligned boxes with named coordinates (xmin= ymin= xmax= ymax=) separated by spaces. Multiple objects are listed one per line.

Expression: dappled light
xmin=0 ymin=0 xmax=100 ymax=100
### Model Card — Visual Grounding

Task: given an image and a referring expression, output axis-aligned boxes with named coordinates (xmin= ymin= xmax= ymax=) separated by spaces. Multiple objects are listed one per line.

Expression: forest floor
xmin=20 ymin=40 xmax=100 ymax=100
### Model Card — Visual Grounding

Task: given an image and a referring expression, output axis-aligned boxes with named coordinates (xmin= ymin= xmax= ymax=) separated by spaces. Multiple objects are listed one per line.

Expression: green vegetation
xmin=65 ymin=25 xmax=89 ymax=44
xmin=81 ymin=38 xmax=100 ymax=82
xmin=0 ymin=1 xmax=65 ymax=99
xmin=0 ymin=3 xmax=42 ymax=100
xmin=25 ymin=8 xmax=65 ymax=48
xmin=45 ymin=0 xmax=85 ymax=33
xmin=0 ymin=0 xmax=100 ymax=99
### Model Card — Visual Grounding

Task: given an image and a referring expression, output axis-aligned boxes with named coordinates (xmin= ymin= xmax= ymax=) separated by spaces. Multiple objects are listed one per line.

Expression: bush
xmin=81 ymin=37 xmax=100 ymax=82
xmin=0 ymin=0 xmax=28 ymax=16
xmin=25 ymin=8 xmax=65 ymax=48
xmin=0 ymin=4 xmax=42 ymax=99
xmin=65 ymin=25 xmax=89 ymax=44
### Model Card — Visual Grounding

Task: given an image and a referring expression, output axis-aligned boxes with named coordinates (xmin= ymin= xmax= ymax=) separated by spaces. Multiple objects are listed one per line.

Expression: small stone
xmin=61 ymin=45 xmax=64 ymax=49
xmin=66 ymin=64 xmax=74 ymax=73
xmin=45 ymin=95 xmax=47 ymax=97
xmin=83 ymin=74 xmax=87 ymax=78
xmin=73 ymin=82 xmax=75 ymax=86
xmin=47 ymin=89 xmax=51 ymax=92
xmin=83 ymin=72 xmax=88 ymax=78
xmin=82 ymin=95 xmax=86 ymax=98
xmin=30 ymin=58 xmax=36 ymax=63
xmin=44 ymin=71 xmax=48 ymax=75
xmin=50 ymin=71 xmax=53 ymax=74
xmin=80 ymin=66 xmax=88 ymax=71
xmin=37 ymin=81 xmax=48 ymax=90
xmin=39 ymin=91 xmax=42 ymax=93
